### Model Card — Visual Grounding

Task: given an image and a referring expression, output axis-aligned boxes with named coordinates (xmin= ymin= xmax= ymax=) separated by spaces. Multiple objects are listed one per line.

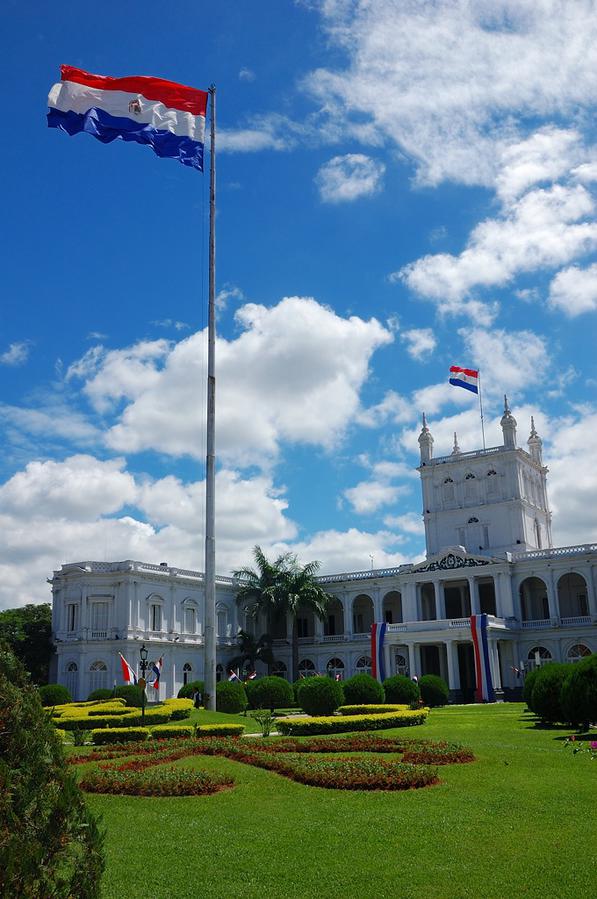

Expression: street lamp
xmin=139 ymin=643 xmax=149 ymax=726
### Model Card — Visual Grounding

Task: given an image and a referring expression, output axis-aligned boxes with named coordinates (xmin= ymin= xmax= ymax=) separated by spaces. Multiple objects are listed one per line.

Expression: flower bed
xmin=80 ymin=765 xmax=233 ymax=796
xmin=276 ymin=709 xmax=428 ymax=736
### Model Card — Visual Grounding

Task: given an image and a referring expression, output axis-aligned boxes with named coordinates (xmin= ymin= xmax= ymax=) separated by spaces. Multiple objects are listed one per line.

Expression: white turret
xmin=527 ymin=416 xmax=543 ymax=464
xmin=418 ymin=413 xmax=434 ymax=463
xmin=500 ymin=395 xmax=517 ymax=449
xmin=451 ymin=431 xmax=461 ymax=456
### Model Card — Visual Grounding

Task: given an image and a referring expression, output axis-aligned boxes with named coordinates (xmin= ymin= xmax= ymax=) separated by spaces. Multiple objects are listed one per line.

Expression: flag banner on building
xmin=119 ymin=652 xmax=137 ymax=685
xmin=449 ymin=366 xmax=479 ymax=394
xmin=151 ymin=657 xmax=163 ymax=690
xmin=47 ymin=65 xmax=208 ymax=170
xmin=470 ymin=614 xmax=495 ymax=702
xmin=371 ymin=622 xmax=387 ymax=683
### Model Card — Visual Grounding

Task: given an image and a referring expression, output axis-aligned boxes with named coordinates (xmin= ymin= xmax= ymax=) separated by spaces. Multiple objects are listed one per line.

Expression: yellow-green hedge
xmin=92 ymin=727 xmax=148 ymax=745
xmin=276 ymin=709 xmax=428 ymax=736
xmin=195 ymin=724 xmax=245 ymax=737
xmin=151 ymin=725 xmax=195 ymax=739
xmin=337 ymin=704 xmax=409 ymax=715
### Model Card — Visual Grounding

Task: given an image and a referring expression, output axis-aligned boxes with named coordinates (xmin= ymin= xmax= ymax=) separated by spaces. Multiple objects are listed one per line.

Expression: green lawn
xmin=156 ymin=706 xmax=262 ymax=733
xmin=87 ymin=704 xmax=597 ymax=899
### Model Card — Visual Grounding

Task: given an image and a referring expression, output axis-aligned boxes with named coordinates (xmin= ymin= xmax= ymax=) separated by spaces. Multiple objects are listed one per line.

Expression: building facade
xmin=51 ymin=399 xmax=597 ymax=701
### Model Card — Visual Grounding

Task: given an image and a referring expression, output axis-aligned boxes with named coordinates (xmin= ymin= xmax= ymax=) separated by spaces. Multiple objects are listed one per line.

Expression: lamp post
xmin=139 ymin=643 xmax=149 ymax=726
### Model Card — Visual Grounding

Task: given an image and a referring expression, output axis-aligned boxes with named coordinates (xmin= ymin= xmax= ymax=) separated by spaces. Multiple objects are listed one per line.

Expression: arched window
xmin=183 ymin=662 xmax=192 ymax=686
xmin=326 ymin=657 xmax=344 ymax=680
xmin=216 ymin=663 xmax=224 ymax=683
xmin=566 ymin=644 xmax=591 ymax=663
xmin=519 ymin=577 xmax=549 ymax=622
xmin=487 ymin=470 xmax=498 ymax=497
xmin=352 ymin=594 xmax=374 ymax=634
xmin=355 ymin=655 xmax=372 ymax=675
xmin=298 ymin=659 xmax=316 ymax=677
xmin=464 ymin=473 xmax=477 ymax=502
xmin=65 ymin=661 xmax=78 ymax=699
xmin=216 ymin=604 xmax=230 ymax=639
xmin=443 ymin=477 xmax=455 ymax=503
xmin=184 ymin=603 xmax=197 ymax=635
xmin=89 ymin=660 xmax=108 ymax=693
xmin=272 ymin=660 xmax=288 ymax=680
xmin=468 ymin=516 xmax=479 ymax=524
xmin=527 ymin=646 xmax=551 ymax=669
xmin=557 ymin=573 xmax=589 ymax=619
xmin=149 ymin=602 xmax=162 ymax=632
xmin=383 ymin=591 xmax=402 ymax=624
xmin=394 ymin=652 xmax=409 ymax=676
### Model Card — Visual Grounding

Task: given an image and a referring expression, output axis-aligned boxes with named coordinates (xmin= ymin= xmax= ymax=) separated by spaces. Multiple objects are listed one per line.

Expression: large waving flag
xmin=151 ymin=657 xmax=163 ymax=691
xmin=119 ymin=653 xmax=137 ymax=686
xmin=449 ymin=366 xmax=479 ymax=395
xmin=470 ymin=614 xmax=495 ymax=702
xmin=48 ymin=65 xmax=208 ymax=170
xmin=371 ymin=622 xmax=387 ymax=684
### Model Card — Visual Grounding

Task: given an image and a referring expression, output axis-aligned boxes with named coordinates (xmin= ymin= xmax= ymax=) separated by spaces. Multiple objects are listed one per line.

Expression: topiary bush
xmin=530 ymin=663 xmax=573 ymax=723
xmin=342 ymin=673 xmax=384 ymax=706
xmin=560 ymin=653 xmax=597 ymax=728
xmin=0 ymin=647 xmax=104 ymax=896
xmin=296 ymin=675 xmax=344 ymax=716
xmin=246 ymin=676 xmax=294 ymax=711
xmin=216 ymin=680 xmax=248 ymax=713
xmin=383 ymin=674 xmax=420 ymax=705
xmin=177 ymin=680 xmax=205 ymax=700
xmin=38 ymin=683 xmax=72 ymax=706
xmin=419 ymin=674 xmax=449 ymax=707
xmin=114 ymin=684 xmax=144 ymax=707
xmin=523 ymin=667 xmax=541 ymax=712
xmin=87 ymin=688 xmax=113 ymax=702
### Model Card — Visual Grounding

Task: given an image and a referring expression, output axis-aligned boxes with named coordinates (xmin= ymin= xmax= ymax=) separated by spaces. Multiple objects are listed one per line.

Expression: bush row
xmin=90 ymin=722 xmax=246 ymax=744
xmin=525 ymin=654 xmax=597 ymax=726
xmin=338 ymin=704 xmax=408 ymax=715
xmin=276 ymin=709 xmax=428 ymax=736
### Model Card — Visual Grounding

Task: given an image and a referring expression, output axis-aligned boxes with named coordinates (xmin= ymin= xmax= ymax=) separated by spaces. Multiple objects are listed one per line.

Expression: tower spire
xmin=501 ymin=395 xmax=517 ymax=449
xmin=418 ymin=412 xmax=434 ymax=463
xmin=451 ymin=431 xmax=461 ymax=455
xmin=528 ymin=415 xmax=543 ymax=463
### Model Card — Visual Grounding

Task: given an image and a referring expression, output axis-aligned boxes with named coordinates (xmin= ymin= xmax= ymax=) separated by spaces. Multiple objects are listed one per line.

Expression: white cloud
xmin=151 ymin=319 xmax=190 ymax=331
xmin=549 ymin=263 xmax=597 ymax=316
xmin=305 ymin=1 xmax=597 ymax=187
xmin=400 ymin=328 xmax=437 ymax=361
xmin=239 ymin=67 xmax=256 ymax=82
xmin=70 ymin=297 xmax=393 ymax=466
xmin=458 ymin=326 xmax=550 ymax=400
xmin=0 ymin=341 xmax=31 ymax=366
xmin=383 ymin=511 xmax=425 ymax=536
xmin=0 ymin=404 xmax=99 ymax=446
xmin=219 ymin=114 xmax=300 ymax=153
xmin=399 ymin=184 xmax=597 ymax=306
xmin=496 ymin=128 xmax=583 ymax=202
xmin=315 ymin=154 xmax=385 ymax=203
xmin=269 ymin=527 xmax=413 ymax=576
xmin=215 ymin=285 xmax=245 ymax=313
xmin=343 ymin=459 xmax=414 ymax=515
xmin=356 ymin=390 xmax=412 ymax=427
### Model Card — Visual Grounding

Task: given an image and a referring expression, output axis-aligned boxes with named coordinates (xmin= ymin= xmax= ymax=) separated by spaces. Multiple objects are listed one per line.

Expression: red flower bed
xmin=80 ymin=765 xmax=233 ymax=797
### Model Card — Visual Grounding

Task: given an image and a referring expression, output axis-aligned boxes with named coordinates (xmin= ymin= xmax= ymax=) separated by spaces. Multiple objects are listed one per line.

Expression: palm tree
xmin=228 ymin=629 xmax=275 ymax=675
xmin=234 ymin=546 xmax=332 ymax=681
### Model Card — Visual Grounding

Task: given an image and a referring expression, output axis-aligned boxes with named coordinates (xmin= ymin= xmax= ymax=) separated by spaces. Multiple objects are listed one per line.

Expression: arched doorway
xmin=383 ymin=591 xmax=403 ymax=624
xmin=352 ymin=594 xmax=374 ymax=635
xmin=326 ymin=657 xmax=345 ymax=680
xmin=519 ymin=577 xmax=549 ymax=622
xmin=557 ymin=574 xmax=589 ymax=619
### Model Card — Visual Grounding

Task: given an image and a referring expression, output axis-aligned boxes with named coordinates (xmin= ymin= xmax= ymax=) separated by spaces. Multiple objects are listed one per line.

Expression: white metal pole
xmin=478 ymin=370 xmax=486 ymax=450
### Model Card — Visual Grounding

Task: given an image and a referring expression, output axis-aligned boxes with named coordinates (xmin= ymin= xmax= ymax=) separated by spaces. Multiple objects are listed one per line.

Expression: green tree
xmin=228 ymin=629 xmax=275 ymax=675
xmin=234 ymin=546 xmax=332 ymax=682
xmin=0 ymin=603 xmax=53 ymax=683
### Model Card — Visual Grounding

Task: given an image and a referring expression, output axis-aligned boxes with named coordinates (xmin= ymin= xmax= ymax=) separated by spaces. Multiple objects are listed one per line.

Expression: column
xmin=468 ymin=576 xmax=480 ymax=615
xmin=436 ymin=581 xmax=446 ymax=620
xmin=407 ymin=643 xmax=417 ymax=679
xmin=445 ymin=640 xmax=461 ymax=691
xmin=489 ymin=640 xmax=502 ymax=690
xmin=497 ymin=570 xmax=515 ymax=618
xmin=546 ymin=569 xmax=559 ymax=622
xmin=584 ymin=566 xmax=597 ymax=620
xmin=383 ymin=642 xmax=392 ymax=681
xmin=342 ymin=593 xmax=351 ymax=638
xmin=314 ymin=614 xmax=324 ymax=641
xmin=403 ymin=582 xmax=417 ymax=623
xmin=79 ymin=583 xmax=89 ymax=639
xmin=373 ymin=589 xmax=382 ymax=624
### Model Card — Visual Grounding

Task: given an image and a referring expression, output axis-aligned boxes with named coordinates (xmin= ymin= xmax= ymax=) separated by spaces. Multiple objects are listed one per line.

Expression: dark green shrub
xmin=38 ymin=683 xmax=72 ymax=706
xmin=246 ymin=675 xmax=294 ymax=711
xmin=560 ymin=654 xmax=597 ymax=728
xmin=216 ymin=680 xmax=248 ymax=713
xmin=523 ymin=667 xmax=541 ymax=712
xmin=87 ymin=688 xmax=113 ymax=702
xmin=342 ymin=673 xmax=384 ymax=706
xmin=383 ymin=674 xmax=420 ymax=705
xmin=296 ymin=675 xmax=344 ymax=716
xmin=114 ymin=684 xmax=144 ymax=707
xmin=177 ymin=679 xmax=205 ymax=700
xmin=419 ymin=674 xmax=449 ymax=707
xmin=531 ymin=663 xmax=572 ymax=723
xmin=0 ymin=647 xmax=104 ymax=896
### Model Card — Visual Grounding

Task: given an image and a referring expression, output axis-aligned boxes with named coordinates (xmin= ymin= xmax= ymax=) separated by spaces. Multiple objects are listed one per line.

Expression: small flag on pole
xmin=119 ymin=653 xmax=137 ymax=685
xmin=47 ymin=65 xmax=208 ymax=170
xmin=244 ymin=671 xmax=257 ymax=682
xmin=449 ymin=366 xmax=479 ymax=394
xmin=151 ymin=657 xmax=163 ymax=690
xmin=228 ymin=670 xmax=240 ymax=682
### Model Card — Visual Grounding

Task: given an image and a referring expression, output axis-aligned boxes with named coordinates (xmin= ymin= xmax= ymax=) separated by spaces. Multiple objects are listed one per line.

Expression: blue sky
xmin=2 ymin=0 xmax=597 ymax=608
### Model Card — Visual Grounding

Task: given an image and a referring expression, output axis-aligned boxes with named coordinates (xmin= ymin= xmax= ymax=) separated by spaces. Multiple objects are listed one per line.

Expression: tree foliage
xmin=0 ymin=603 xmax=53 ymax=683
xmin=228 ymin=629 xmax=275 ymax=674
xmin=0 ymin=646 xmax=104 ymax=897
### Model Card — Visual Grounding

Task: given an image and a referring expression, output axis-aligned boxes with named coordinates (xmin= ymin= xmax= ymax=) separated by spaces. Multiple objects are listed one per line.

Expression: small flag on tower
xmin=47 ymin=65 xmax=208 ymax=170
xmin=119 ymin=653 xmax=137 ymax=685
xmin=449 ymin=366 xmax=479 ymax=394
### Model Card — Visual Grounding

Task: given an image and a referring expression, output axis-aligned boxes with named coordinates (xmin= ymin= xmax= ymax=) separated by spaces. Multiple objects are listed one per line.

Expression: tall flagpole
xmin=478 ymin=370 xmax=486 ymax=450
xmin=204 ymin=85 xmax=217 ymax=710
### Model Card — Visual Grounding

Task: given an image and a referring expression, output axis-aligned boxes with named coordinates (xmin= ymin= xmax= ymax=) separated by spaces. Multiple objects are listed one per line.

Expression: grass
xmin=85 ymin=704 xmax=597 ymax=899
xmin=156 ymin=707 xmax=262 ymax=733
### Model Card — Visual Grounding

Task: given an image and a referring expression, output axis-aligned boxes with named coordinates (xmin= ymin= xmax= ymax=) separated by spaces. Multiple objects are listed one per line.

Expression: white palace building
xmin=51 ymin=399 xmax=597 ymax=702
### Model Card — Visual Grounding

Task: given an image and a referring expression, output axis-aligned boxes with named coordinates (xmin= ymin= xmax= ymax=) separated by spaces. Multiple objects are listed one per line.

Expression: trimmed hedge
xmin=114 ymin=685 xmax=144 ymax=707
xmin=246 ymin=676 xmax=294 ymax=711
xmin=87 ymin=688 xmax=113 ymax=702
xmin=523 ymin=668 xmax=541 ymax=712
xmin=531 ymin=663 xmax=573 ymax=723
xmin=419 ymin=674 xmax=449 ymax=707
xmin=383 ymin=674 xmax=420 ymax=705
xmin=296 ymin=676 xmax=344 ymax=716
xmin=196 ymin=723 xmax=245 ymax=737
xmin=151 ymin=725 xmax=195 ymax=740
xmin=341 ymin=673 xmax=385 ymax=706
xmin=216 ymin=680 xmax=248 ymax=713
xmin=276 ymin=709 xmax=428 ymax=736
xmin=38 ymin=683 xmax=72 ymax=706
xmin=91 ymin=728 xmax=148 ymax=745
xmin=338 ymin=704 xmax=408 ymax=715
xmin=177 ymin=680 xmax=205 ymax=700
xmin=560 ymin=653 xmax=597 ymax=727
